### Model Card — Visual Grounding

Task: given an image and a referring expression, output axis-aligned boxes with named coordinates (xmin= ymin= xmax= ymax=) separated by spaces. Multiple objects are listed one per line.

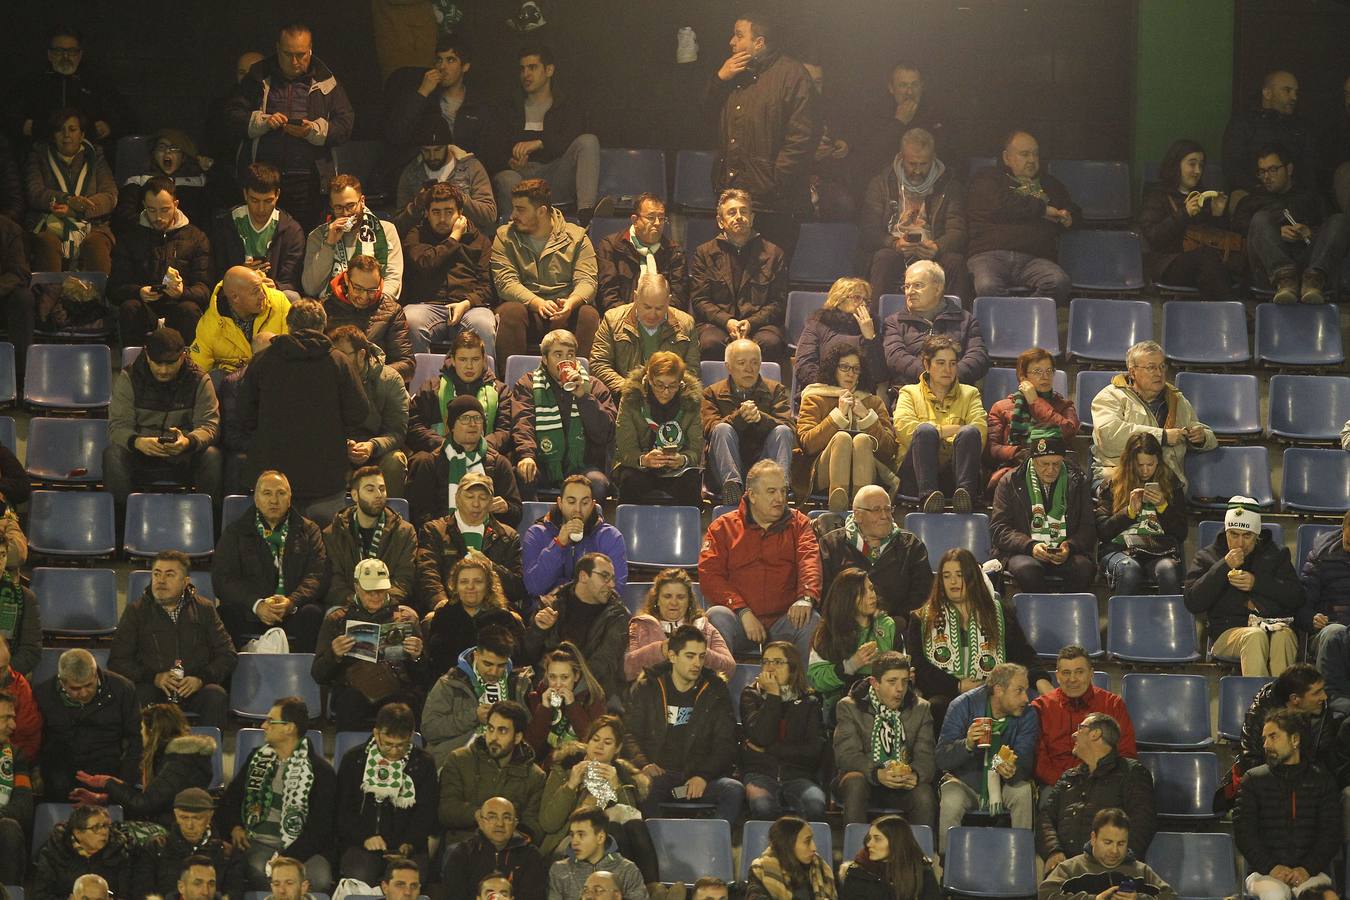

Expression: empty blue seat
xmin=968 ymin=157 xmax=996 ymax=176
xmin=1146 ymin=831 xmax=1239 ymax=900
xmin=1218 ymin=676 xmax=1270 ymax=742
xmin=1123 ymin=675 xmax=1213 ymax=749
xmin=902 ymin=513 xmax=991 ymax=571
xmin=788 ymin=223 xmax=858 ymax=285
xmin=683 ymin=217 xmax=719 ymax=252
xmin=1268 ymin=375 xmax=1350 ymax=441
xmin=386 ymin=497 xmax=410 ymax=521
xmin=1255 ymin=303 xmax=1344 ymax=367
xmin=27 ymin=490 xmax=116 ymax=558
xmin=1296 ymin=523 xmax=1340 ymax=569
xmin=981 ymin=367 xmax=1069 ymax=404
xmin=33 ymin=646 xmax=109 ymax=687
xmin=504 ymin=355 xmax=590 ymax=389
xmin=1107 ymin=595 xmax=1199 ymax=664
xmin=785 ymin=291 xmax=827 ymax=349
xmin=221 ymin=494 xmax=253 ymax=533
xmin=1184 ymin=446 xmax=1274 ymax=509
xmin=843 ymin=822 xmax=934 ymax=860
xmin=728 ymin=663 xmax=758 ymax=722
xmin=615 ymin=505 xmax=701 ymax=568
xmin=646 ymin=819 xmax=734 ymax=885
xmin=1282 ymin=448 xmax=1350 ymax=514
xmin=972 ymin=296 xmax=1060 ymax=360
xmin=123 ymin=492 xmax=215 ymax=558
xmin=711 ymin=504 xmax=736 ymax=520
xmin=942 ymin=827 xmax=1036 ymax=898
xmin=233 ymin=727 xmax=327 ymax=776
xmin=0 ymin=343 xmax=14 ymax=405
xmin=24 ymin=344 xmax=112 ymax=410
xmin=1047 ymin=160 xmax=1131 ymax=222
xmin=121 ymin=346 xmax=142 ymax=369
xmin=189 ymin=725 xmax=225 ymax=791
xmin=0 ymin=416 xmax=14 ymax=451
xmin=673 ymin=150 xmax=717 ymax=212
xmin=128 ymin=569 xmax=215 ymax=602
xmin=598 ymin=149 xmax=666 ymax=205
xmin=740 ymin=821 xmax=831 ymax=882
xmin=32 ymin=567 xmax=118 ymax=635
xmin=698 ymin=360 xmax=781 ymax=386
xmin=230 ymin=653 xmax=322 ymax=720
xmin=1059 ymin=231 xmax=1146 ymax=292
xmin=25 ymin=417 xmax=107 ymax=483
xmin=1014 ymin=593 xmax=1102 ymax=658
xmin=621 ymin=581 xmax=652 ymax=616
xmin=587 ymin=217 xmax=631 ymax=248
xmin=1074 ymin=370 xmax=1122 ymax=429
xmin=520 ymin=501 xmax=553 ymax=526
xmin=1066 ymin=297 xmax=1152 ymax=363
xmin=1139 ymin=752 xmax=1220 ymax=817
xmin=1162 ymin=302 xmax=1250 ymax=365
xmin=411 ymin=353 xmax=445 ymax=392
xmin=1195 ymin=520 xmax=1282 ymax=550
xmin=32 ymin=804 xmax=122 ymax=861
xmin=1173 ymin=373 xmax=1261 ymax=436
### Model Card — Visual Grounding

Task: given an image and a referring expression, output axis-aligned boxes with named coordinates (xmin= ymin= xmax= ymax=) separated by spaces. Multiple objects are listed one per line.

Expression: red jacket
xmin=698 ymin=498 xmax=822 ymax=620
xmin=8 ymin=667 xmax=43 ymax=761
xmin=1031 ymin=685 xmax=1137 ymax=786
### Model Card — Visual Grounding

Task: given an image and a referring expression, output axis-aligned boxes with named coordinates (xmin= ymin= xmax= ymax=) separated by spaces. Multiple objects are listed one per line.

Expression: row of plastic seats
xmin=1182 ymin=446 xmax=1349 ymax=514
xmin=32 ymin=567 xmax=214 ymax=637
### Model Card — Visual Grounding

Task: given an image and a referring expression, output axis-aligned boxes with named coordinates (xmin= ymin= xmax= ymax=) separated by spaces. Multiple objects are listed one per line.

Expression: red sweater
xmin=1030 ymin=685 xmax=1137 ymax=786
xmin=698 ymin=501 xmax=822 ymax=620
xmin=8 ymin=667 xmax=43 ymax=761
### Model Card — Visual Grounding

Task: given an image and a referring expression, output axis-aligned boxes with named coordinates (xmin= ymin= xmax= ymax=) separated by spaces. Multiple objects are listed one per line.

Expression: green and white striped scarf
xmin=532 ymin=367 xmax=584 ymax=484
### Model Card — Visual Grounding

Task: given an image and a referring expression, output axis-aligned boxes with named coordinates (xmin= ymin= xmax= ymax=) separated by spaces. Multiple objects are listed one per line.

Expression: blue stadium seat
xmin=740 ymin=821 xmax=831 ymax=882
xmin=189 ymin=725 xmax=225 ymax=791
xmin=1218 ymin=676 xmax=1269 ymax=742
xmin=699 ymin=360 xmax=780 ymax=386
xmin=1139 ymin=752 xmax=1220 ymax=818
xmin=33 ymin=567 xmax=118 ymax=636
xmin=598 ymin=149 xmax=667 ymax=205
xmin=646 ymin=819 xmax=734 ymax=885
xmin=1014 ymin=593 xmax=1102 ymax=658
xmin=121 ymin=346 xmax=142 ymax=369
xmin=1296 ymin=523 xmax=1341 ymax=570
xmin=621 ymin=581 xmax=652 ymax=616
xmin=1066 ymin=297 xmax=1152 ymax=364
xmin=0 ymin=416 xmax=14 ymax=451
xmin=1074 ymin=370 xmax=1122 ymax=429
xmin=221 ymin=493 xmax=253 ymax=533
xmin=1254 ymin=303 xmax=1344 ymax=367
xmin=128 ymin=569 xmax=215 ymax=603
xmin=785 ymin=291 xmax=827 ymax=349
xmin=844 ymin=822 xmax=934 ymax=860
xmin=683 ymin=217 xmax=719 ymax=252
xmin=1146 ymin=832 xmax=1239 ymax=900
xmin=233 ymin=727 xmax=327 ymax=776
xmin=1106 ymin=595 xmax=1199 ymax=664
xmin=520 ymin=501 xmax=553 ymax=527
xmin=586 ymin=217 xmax=631 ymax=248
xmin=1162 ymin=301 xmax=1250 ymax=366
xmin=504 ymin=355 xmax=590 ymax=389
xmin=968 ymin=157 xmax=996 ymax=176
xmin=673 ymin=150 xmax=717 ymax=212
xmin=981 ymin=368 xmax=1068 ymax=405
xmin=6 ymin=885 xmax=23 ymax=900
xmin=903 ymin=513 xmax=991 ymax=571
xmin=33 ymin=647 xmax=109 ymax=687
xmin=942 ymin=827 xmax=1036 ymax=898
xmin=0 ymin=343 xmax=14 ymax=405
xmin=615 ymin=505 xmax=701 ymax=568
xmin=1195 ymin=520 xmax=1282 ymax=551
xmin=712 ymin=504 xmax=736 ymax=520
xmin=1268 ymin=375 xmax=1350 ymax=442
xmin=32 ymin=803 xmax=123 ymax=861
xmin=1124 ymin=675 xmax=1213 ymax=749
xmin=1183 ymin=446 xmax=1274 ymax=510
xmin=728 ymin=663 xmax=758 ymax=722
xmin=24 ymin=417 xmax=107 ymax=484
xmin=1059 ymin=231 xmax=1146 ymax=292
xmin=1173 ymin=373 xmax=1261 ymax=437
xmin=788 ymin=223 xmax=858 ymax=286
xmin=230 ymin=653 xmax=322 ymax=720
xmin=24 ymin=344 xmax=112 ymax=410
xmin=386 ymin=497 xmax=410 ymax=521
xmin=411 ymin=353 xmax=445 ymax=392
xmin=27 ymin=490 xmax=117 ymax=559
xmin=1282 ymin=448 xmax=1350 ymax=514
xmin=123 ymin=492 xmax=215 ymax=558
xmin=972 ymin=296 xmax=1060 ymax=360
xmin=1047 ymin=160 xmax=1131 ymax=222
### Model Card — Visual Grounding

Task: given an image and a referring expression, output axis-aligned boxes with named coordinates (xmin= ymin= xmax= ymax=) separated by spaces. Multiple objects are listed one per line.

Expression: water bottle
xmin=169 ymin=659 xmax=185 ymax=702
xmin=676 ymin=27 xmax=698 ymax=64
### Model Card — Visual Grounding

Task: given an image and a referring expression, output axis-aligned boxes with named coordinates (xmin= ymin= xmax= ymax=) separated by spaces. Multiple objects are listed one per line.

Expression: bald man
xmin=70 ymin=874 xmax=111 ymax=900
xmin=1223 ymin=69 xmax=1318 ymax=192
xmin=191 ymin=265 xmax=293 ymax=375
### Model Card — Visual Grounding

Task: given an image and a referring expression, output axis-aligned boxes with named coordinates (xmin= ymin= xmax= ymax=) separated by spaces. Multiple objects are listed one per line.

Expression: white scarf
xmin=629 ymin=225 xmax=661 ymax=278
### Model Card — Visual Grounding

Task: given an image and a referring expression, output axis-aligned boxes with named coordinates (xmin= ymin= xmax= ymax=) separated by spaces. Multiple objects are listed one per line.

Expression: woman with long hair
xmin=1095 ymin=431 xmax=1188 ymax=595
xmin=422 ymin=552 xmax=524 ymax=682
xmin=741 ymin=642 xmax=827 ymax=820
xmin=839 ymin=815 xmax=940 ymax=900
xmin=525 ymin=641 xmax=608 ymax=765
xmin=793 ymin=276 xmax=885 ymax=407
xmin=613 ymin=351 xmax=704 ymax=506
xmin=984 ymin=347 xmax=1079 ymax=498
xmin=746 ymin=816 xmax=838 ymax=900
xmin=808 ymin=569 xmax=898 ymax=707
xmin=623 ymin=568 xmax=734 ymax=681
xmin=1137 ymin=138 xmax=1239 ymax=299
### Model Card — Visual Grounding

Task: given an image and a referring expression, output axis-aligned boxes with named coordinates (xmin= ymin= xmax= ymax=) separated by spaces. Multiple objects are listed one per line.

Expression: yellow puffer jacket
xmin=893 ymin=373 xmax=988 ymax=461
xmin=189 ymin=281 xmax=291 ymax=372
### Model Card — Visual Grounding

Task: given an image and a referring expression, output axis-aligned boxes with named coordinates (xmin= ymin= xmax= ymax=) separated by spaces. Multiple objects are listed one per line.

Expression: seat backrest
xmin=1183 ymin=446 xmax=1273 ymax=508
xmin=331 ymin=140 xmax=383 ymax=182
xmin=124 ymin=492 xmax=215 ymax=557
xmin=1173 ymin=372 xmax=1260 ymax=435
xmin=1255 ymin=302 xmax=1345 ymax=366
xmin=1195 ymin=519 xmax=1282 ymax=550
xmin=972 ymin=296 xmax=1060 ymax=358
xmin=1046 ymin=160 xmax=1131 ymax=221
xmin=1123 ymin=674 xmax=1213 ymax=748
xmin=788 ymin=223 xmax=858 ymax=285
xmin=411 ymin=353 xmax=446 ymax=394
xmin=739 ymin=821 xmax=831 ymax=882
xmin=728 ymin=663 xmax=758 ymax=723
xmin=229 ymin=653 xmax=322 ymax=719
xmin=902 ymin=513 xmax=991 ymax=571
xmin=1106 ymin=595 xmax=1199 ymax=664
xmin=1073 ymin=370 xmax=1123 ymax=429
xmin=1067 ymin=297 xmax=1152 ymax=362
xmin=25 ymin=417 xmax=108 ymax=482
xmin=189 ymin=725 xmax=225 ymax=791
xmin=981 ymin=368 xmax=1069 ymax=404
xmin=843 ymin=822 xmax=934 ymax=860
xmin=233 ymin=727 xmax=327 ymax=776
xmin=785 ymin=291 xmax=827 ymax=348
xmin=33 ymin=647 xmax=109 ymax=687
xmin=942 ymin=827 xmax=1036 ymax=896
xmin=32 ymin=567 xmax=118 ymax=635
xmin=1014 ymin=593 xmax=1101 ymax=657
xmin=683 ymin=217 xmax=719 ymax=252
xmin=0 ymin=342 xmax=14 ymax=405
xmin=1268 ymin=375 xmax=1350 ymax=441
xmin=32 ymin=803 xmax=123 ymax=861
xmin=621 ymin=581 xmax=652 ymax=616
xmin=1059 ymin=231 xmax=1146 ymax=291
xmin=597 ymin=148 xmax=667 ymax=204
xmin=0 ymin=416 xmax=15 ymax=453
xmin=27 ymin=491 xmax=116 ymax=557
xmin=24 ymin=344 xmax=113 ymax=409
xmin=221 ymin=494 xmax=253 ymax=534
xmin=1138 ymin=752 xmax=1220 ymax=818
xmin=1146 ymin=831 xmax=1238 ymax=899
xmin=699 ymin=360 xmax=779 ymax=386
xmin=114 ymin=135 xmax=154 ymax=184
xmin=1217 ymin=676 xmax=1270 ymax=742
xmin=520 ymin=501 xmax=553 ymax=527
xmin=586 ymin=217 xmax=631 ymax=247
xmin=646 ymin=819 xmax=734 ymax=884
xmin=615 ymin=504 xmax=702 ymax=568
xmin=1296 ymin=523 xmax=1341 ymax=569
xmin=1281 ymin=448 xmax=1350 ymax=513
xmin=1161 ymin=301 xmax=1250 ymax=365
xmin=673 ymin=150 xmax=717 ymax=211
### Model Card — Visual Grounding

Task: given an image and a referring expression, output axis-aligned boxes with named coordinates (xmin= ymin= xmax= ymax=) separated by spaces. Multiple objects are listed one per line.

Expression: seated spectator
xmin=107 ymin=550 xmax=236 ymax=729
xmin=323 ymin=466 xmax=417 ymax=605
xmin=508 ymin=330 xmax=616 ymax=503
xmin=596 ymin=196 xmax=689 ymax=313
xmin=135 ymin=789 xmax=245 ymax=900
xmin=422 ymin=550 xmax=525 ymax=685
xmin=625 ymin=625 xmax=744 ymax=824
xmin=32 ymin=806 xmax=133 ymax=900
xmin=106 ymin=327 xmax=222 ymax=522
xmin=1231 ymin=143 xmax=1348 ymax=304
xmin=741 ymin=642 xmax=828 ymax=820
xmin=1307 ymin=511 xmax=1350 ymax=715
xmin=796 ymin=344 xmax=898 ymax=513
xmin=820 ymin=486 xmax=933 ymax=627
xmin=302 ymin=174 xmax=404 ymax=302
xmin=25 ymin=108 xmax=117 ymax=274
xmin=689 ymin=189 xmax=788 ymax=366
xmin=214 ymin=470 xmax=328 ymax=653
xmin=1233 ymin=709 xmax=1340 ymax=900
xmin=212 ymin=162 xmax=305 ymax=297
xmin=407 ymin=331 xmax=510 ymax=453
xmin=395 ymin=117 xmax=495 ymax=231
xmin=743 ymin=816 xmax=836 ymax=900
xmin=493 ymin=179 xmax=601 ymax=361
xmin=0 ymin=636 xmax=42 ymax=761
xmin=1222 ymin=70 xmax=1317 ymax=193
xmin=692 ymin=879 xmax=729 ymax=900
xmin=443 ymin=814 xmax=547 ymax=900
xmin=0 ymin=216 xmax=36 ymax=388
xmin=882 ymin=260 xmax=987 ymax=389
xmin=793 ymin=277 xmax=884 ymax=409
xmin=1040 ymin=809 xmax=1175 ymax=900
xmin=524 ymin=554 xmax=626 ymax=700
xmin=985 ymin=348 xmax=1080 ymax=498
xmin=991 ymin=428 xmax=1097 ymax=594
xmin=624 ymin=568 xmax=734 ymax=682
xmin=173 ymin=856 xmax=221 ymax=900
xmin=423 ymin=629 xmax=531 ymax=766
xmin=401 ymin=182 xmax=497 ymax=358
xmin=863 ymin=127 xmax=969 ymax=308
xmin=700 ymin=459 xmax=822 ymax=663
xmin=906 ymin=548 xmax=1048 ymax=726
xmin=965 ymin=129 xmax=1079 ymax=303
xmin=219 ymin=696 xmax=335 ymax=892
xmin=112 ymin=129 xmax=210 ymax=233
xmin=0 ymin=540 xmax=41 ymax=679
xmin=1095 ymin=432 xmax=1187 ymax=595
xmin=613 ymin=350 xmax=704 ymax=506
xmin=1031 ymin=645 xmax=1137 ymax=788
xmin=524 ymin=643 xmax=607 ymax=767
xmin=438 ymin=700 xmax=546 ymax=845
xmin=1184 ymin=498 xmax=1304 ymax=677
xmin=190 ymin=265 xmax=291 ymax=375
xmin=893 ymin=334 xmax=987 ymax=514
xmin=1137 ymin=139 xmax=1238 ymax=301
xmin=935 ymin=664 xmax=1039 ymax=854
xmin=323 ymin=255 xmax=416 ymax=382
xmin=591 ymin=273 xmax=699 ymax=397
xmin=0 ymin=689 xmax=31 ymax=885
xmin=383 ymin=33 xmax=491 ymax=167
xmin=378 ymin=857 xmax=424 ymax=900
xmin=35 ymin=649 xmax=141 ymax=800
xmin=1090 ymin=341 xmax=1216 ymax=487
xmin=263 ymin=857 xmax=315 ymax=900
xmin=328 ymin=326 xmax=412 ymax=497
xmin=334 ymin=703 xmax=439 ymax=883
xmin=838 ymin=813 xmax=940 ymax=900
xmin=313 ymin=559 xmax=426 ymax=730
xmin=1325 ymin=74 xmax=1350 ymax=214
xmin=702 ymin=338 xmax=794 ymax=506
xmin=408 ymin=394 xmax=521 ymax=530
xmin=547 ymin=808 xmax=647 ymax=900
xmin=523 ymin=475 xmax=628 ymax=600
xmin=109 ymin=176 xmax=212 ymax=347
xmin=809 ymin=569 xmax=898 ymax=708
xmin=417 ymin=469 xmax=525 ymax=613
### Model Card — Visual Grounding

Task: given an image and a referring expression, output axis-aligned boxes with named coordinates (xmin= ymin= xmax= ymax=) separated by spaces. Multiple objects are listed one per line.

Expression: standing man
xmin=191 ymin=266 xmax=292 ymax=376
xmin=1223 ymin=71 xmax=1318 ymax=193
xmin=385 ymin=34 xmax=490 ymax=161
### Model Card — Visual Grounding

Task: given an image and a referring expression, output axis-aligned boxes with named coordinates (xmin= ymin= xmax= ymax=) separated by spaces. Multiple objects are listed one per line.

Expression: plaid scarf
xmin=359 ymin=738 xmax=416 ymax=808
xmin=242 ymin=737 xmax=315 ymax=846
xmin=256 ymin=512 xmax=289 ymax=595
xmin=532 ymin=367 xmax=584 ymax=484
xmin=867 ymin=682 xmax=906 ymax=765
xmin=1026 ymin=464 xmax=1068 ymax=546
xmin=922 ymin=601 xmax=1005 ymax=680
xmin=844 ymin=514 xmax=898 ymax=565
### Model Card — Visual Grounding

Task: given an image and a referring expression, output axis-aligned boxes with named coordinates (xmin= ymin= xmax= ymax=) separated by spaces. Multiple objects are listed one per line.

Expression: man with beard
xmin=322 ymin=467 xmax=418 ymax=605
xmin=323 ymin=256 xmax=415 ymax=382
xmin=135 ymin=790 xmax=245 ymax=900
xmin=407 ymin=395 xmax=521 ymax=531
xmin=303 ymin=175 xmax=405 ymax=303
xmin=328 ymin=324 xmax=412 ymax=496
xmin=395 ymin=117 xmax=495 ymax=233
xmin=437 ymin=701 xmax=546 ymax=844
xmin=14 ymin=25 xmax=131 ymax=146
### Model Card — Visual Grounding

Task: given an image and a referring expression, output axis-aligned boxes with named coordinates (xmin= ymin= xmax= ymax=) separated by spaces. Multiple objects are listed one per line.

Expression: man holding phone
xmin=1040 ymin=808 xmax=1175 ymax=900
xmin=213 ymin=162 xmax=305 ymax=297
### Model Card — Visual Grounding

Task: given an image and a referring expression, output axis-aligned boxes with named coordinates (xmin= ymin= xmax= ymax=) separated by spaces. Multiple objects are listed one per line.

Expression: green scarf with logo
xmin=532 ymin=367 xmax=584 ymax=484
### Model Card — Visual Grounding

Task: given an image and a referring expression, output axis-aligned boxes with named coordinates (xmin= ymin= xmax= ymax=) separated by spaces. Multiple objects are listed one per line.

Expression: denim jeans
xmin=706 ymin=604 xmax=819 ymax=669
xmin=1100 ymin=549 xmax=1183 ymax=595
xmin=742 ymin=772 xmax=828 ymax=820
xmin=899 ymin=422 xmax=981 ymax=497
xmin=403 ymin=303 xmax=497 ymax=358
xmin=492 ymin=134 xmax=601 ymax=211
xmin=1247 ymin=207 xmax=1350 ymax=279
xmin=966 ymin=249 xmax=1072 ymax=303
xmin=641 ymin=770 xmax=745 ymax=824
xmin=705 ymin=422 xmax=794 ymax=488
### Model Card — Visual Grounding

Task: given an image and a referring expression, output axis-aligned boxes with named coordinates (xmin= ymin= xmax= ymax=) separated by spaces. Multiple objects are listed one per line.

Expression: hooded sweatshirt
xmin=422 ymin=645 xmax=533 ymax=768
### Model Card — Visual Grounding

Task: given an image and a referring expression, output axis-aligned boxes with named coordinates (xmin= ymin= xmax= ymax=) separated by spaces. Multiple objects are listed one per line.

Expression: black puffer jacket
xmin=105 ymin=732 xmax=217 ymax=826
xmin=739 ymin=685 xmax=826 ymax=783
xmin=1035 ymin=751 xmax=1156 ymax=859
xmin=623 ymin=662 xmax=737 ymax=780
xmin=108 ymin=211 xmax=213 ymax=307
xmin=134 ymin=824 xmax=245 ymax=900
xmin=1184 ymin=531 xmax=1304 ymax=642
xmin=32 ymin=823 xmax=135 ymax=900
xmin=322 ymin=290 xmax=415 ymax=382
xmin=1234 ymin=756 xmax=1340 ymax=876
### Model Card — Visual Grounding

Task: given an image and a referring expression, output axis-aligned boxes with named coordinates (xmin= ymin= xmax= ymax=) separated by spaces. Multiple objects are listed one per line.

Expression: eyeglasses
xmin=836 ymin=363 xmax=861 ymax=374
xmin=455 ymin=414 xmax=485 ymax=425
xmin=1257 ymin=163 xmax=1288 ymax=177
xmin=761 ymin=658 xmax=790 ymax=667
xmin=348 ymin=282 xmax=381 ymax=295
xmin=591 ymin=571 xmax=616 ymax=583
xmin=1131 ymin=363 xmax=1165 ymax=374
xmin=1026 ymin=367 xmax=1054 ymax=377
xmin=855 ymin=504 xmax=893 ymax=515
xmin=79 ymin=822 xmax=111 ymax=833
xmin=650 ymin=380 xmax=681 ymax=392
xmin=332 ymin=201 xmax=362 ymax=215
xmin=637 ymin=214 xmax=668 ymax=224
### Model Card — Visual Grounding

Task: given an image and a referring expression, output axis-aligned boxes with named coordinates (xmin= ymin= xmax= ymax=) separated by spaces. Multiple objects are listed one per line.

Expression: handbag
xmin=1123 ymin=534 xmax=1179 ymax=560
xmin=345 ymin=659 xmax=402 ymax=703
